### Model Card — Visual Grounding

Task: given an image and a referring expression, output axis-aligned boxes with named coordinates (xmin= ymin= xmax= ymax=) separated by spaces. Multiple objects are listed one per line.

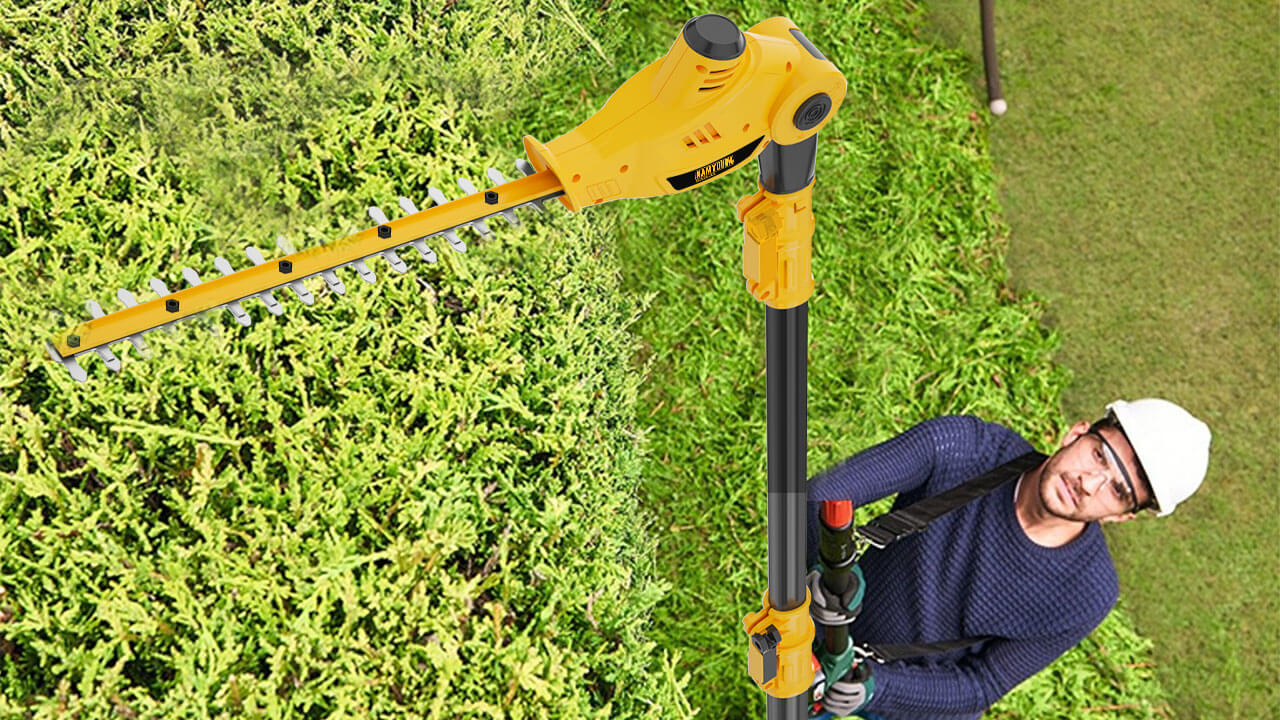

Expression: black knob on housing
xmin=794 ymin=93 xmax=832 ymax=131
xmin=683 ymin=14 xmax=745 ymax=61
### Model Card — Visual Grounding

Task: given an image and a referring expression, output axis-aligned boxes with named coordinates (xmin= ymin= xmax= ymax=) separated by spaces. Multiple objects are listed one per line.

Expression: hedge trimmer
xmin=47 ymin=14 xmax=848 ymax=719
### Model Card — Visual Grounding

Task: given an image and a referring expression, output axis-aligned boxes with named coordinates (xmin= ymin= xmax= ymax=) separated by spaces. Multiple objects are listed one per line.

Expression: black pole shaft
xmin=980 ymin=0 xmax=1004 ymax=106
xmin=766 ymin=304 xmax=808 ymax=611
xmin=766 ymin=304 xmax=808 ymax=720
xmin=758 ymin=136 xmax=818 ymax=720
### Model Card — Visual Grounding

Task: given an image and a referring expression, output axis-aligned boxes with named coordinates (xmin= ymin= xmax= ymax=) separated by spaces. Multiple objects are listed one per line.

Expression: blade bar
xmin=49 ymin=169 xmax=565 ymax=358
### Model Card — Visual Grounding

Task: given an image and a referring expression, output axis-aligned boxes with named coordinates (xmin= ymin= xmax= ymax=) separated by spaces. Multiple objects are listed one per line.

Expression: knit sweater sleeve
xmin=861 ymin=623 xmax=1105 ymax=717
xmin=805 ymin=416 xmax=982 ymax=568
xmin=807 ymin=416 xmax=973 ymax=505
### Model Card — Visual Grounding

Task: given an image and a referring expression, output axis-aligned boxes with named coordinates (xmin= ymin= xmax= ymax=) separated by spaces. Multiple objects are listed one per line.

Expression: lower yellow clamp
xmin=743 ymin=588 xmax=815 ymax=699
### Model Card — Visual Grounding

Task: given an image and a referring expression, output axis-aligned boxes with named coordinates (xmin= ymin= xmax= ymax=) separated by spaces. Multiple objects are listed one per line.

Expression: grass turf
xmin=922 ymin=0 xmax=1279 ymax=717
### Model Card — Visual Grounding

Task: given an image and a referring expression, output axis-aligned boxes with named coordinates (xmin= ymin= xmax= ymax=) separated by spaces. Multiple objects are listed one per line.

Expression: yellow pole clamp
xmin=737 ymin=180 xmax=815 ymax=310
xmin=742 ymin=587 xmax=815 ymax=699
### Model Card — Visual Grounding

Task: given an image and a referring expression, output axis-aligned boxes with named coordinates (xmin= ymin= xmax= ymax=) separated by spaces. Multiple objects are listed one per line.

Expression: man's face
xmin=1038 ymin=422 xmax=1152 ymax=523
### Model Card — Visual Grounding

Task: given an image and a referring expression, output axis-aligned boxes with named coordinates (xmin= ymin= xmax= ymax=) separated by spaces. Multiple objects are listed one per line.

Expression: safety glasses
xmin=1085 ymin=430 xmax=1141 ymax=514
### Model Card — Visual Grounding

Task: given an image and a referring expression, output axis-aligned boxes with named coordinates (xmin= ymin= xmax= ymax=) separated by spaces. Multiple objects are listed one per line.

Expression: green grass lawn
xmin=921 ymin=1 xmax=1280 ymax=718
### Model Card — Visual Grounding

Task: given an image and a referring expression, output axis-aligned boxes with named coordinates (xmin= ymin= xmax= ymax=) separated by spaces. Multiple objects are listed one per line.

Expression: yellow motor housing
xmin=521 ymin=15 xmax=845 ymax=212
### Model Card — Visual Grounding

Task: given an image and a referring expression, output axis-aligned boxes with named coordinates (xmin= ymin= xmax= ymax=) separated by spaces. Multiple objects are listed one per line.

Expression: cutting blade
xmin=48 ymin=168 xmax=565 ymax=367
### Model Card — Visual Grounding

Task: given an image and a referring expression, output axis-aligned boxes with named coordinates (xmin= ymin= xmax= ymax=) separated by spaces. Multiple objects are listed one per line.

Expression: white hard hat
xmin=1106 ymin=398 xmax=1211 ymax=517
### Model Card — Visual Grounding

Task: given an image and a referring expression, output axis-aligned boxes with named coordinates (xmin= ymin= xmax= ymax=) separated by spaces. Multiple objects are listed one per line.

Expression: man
xmin=804 ymin=398 xmax=1212 ymax=720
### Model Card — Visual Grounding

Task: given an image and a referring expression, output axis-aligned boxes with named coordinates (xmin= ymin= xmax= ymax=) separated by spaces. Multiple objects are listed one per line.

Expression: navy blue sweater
xmin=806 ymin=416 xmax=1118 ymax=720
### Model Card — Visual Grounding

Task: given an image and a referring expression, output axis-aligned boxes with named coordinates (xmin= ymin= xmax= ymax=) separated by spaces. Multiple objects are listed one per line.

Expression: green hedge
xmin=0 ymin=1 xmax=692 ymax=717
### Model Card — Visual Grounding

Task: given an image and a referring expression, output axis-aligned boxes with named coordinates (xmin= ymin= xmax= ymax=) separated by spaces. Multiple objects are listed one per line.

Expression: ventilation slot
xmin=683 ymin=122 xmax=724 ymax=149
xmin=697 ymin=60 xmax=739 ymax=93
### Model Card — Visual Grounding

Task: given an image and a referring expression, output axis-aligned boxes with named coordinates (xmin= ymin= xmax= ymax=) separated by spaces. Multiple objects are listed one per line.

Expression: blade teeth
xmin=147 ymin=278 xmax=179 ymax=334
xmin=115 ymin=289 xmax=151 ymax=352
xmin=273 ymin=236 xmax=314 ymax=304
xmin=96 ymin=346 xmax=121 ymax=372
xmin=395 ymin=197 xmax=438 ymax=263
xmin=515 ymin=159 xmax=547 ymax=212
xmin=371 ymin=200 xmax=408 ymax=273
xmin=410 ymin=238 xmax=437 ymax=264
xmin=427 ymin=186 xmax=467 ymax=253
xmin=114 ymin=291 xmax=149 ymax=353
xmin=289 ymin=281 xmax=314 ymax=305
xmin=381 ymin=248 xmax=408 ymax=274
xmin=321 ymin=270 xmax=345 ymax=295
xmin=371 ymin=204 xmax=414 ymax=274
xmin=456 ymin=177 xmax=492 ymax=236
xmin=131 ymin=335 xmax=150 ymax=354
xmin=110 ymin=287 xmax=152 ymax=355
xmin=350 ymin=259 xmax=377 ymax=284
xmin=276 ymin=244 xmax=310 ymax=304
xmin=69 ymin=358 xmax=87 ymax=381
xmin=82 ymin=299 xmax=123 ymax=369
xmin=244 ymin=246 xmax=283 ymax=314
xmin=485 ymin=168 xmax=522 ymax=227
xmin=177 ymin=267 xmax=223 ymax=333
xmin=46 ymin=342 xmax=87 ymax=382
xmin=296 ymin=289 xmax=315 ymax=305
xmin=214 ymin=256 xmax=252 ymax=326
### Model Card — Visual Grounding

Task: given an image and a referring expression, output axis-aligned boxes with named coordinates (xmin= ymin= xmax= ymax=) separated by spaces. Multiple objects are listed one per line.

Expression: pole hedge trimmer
xmin=47 ymin=14 xmax=848 ymax=719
